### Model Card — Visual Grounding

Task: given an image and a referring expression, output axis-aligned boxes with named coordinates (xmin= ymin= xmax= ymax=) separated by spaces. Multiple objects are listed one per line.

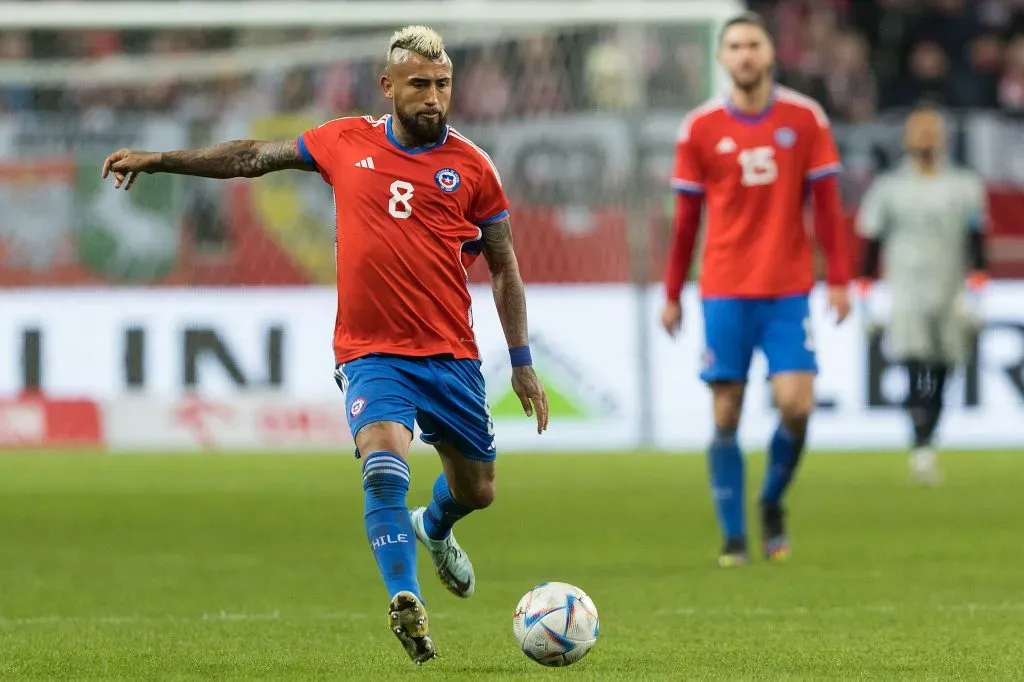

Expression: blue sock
xmin=423 ymin=473 xmax=474 ymax=541
xmin=762 ymin=424 xmax=806 ymax=505
xmin=362 ymin=451 xmax=421 ymax=600
xmin=708 ymin=428 xmax=745 ymax=541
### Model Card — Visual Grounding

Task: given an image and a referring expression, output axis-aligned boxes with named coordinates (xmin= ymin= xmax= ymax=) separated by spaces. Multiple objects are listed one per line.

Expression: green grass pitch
xmin=2 ymin=450 xmax=1023 ymax=680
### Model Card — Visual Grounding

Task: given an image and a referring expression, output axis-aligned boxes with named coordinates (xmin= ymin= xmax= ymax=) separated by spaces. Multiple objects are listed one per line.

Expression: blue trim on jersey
xmin=724 ymin=87 xmax=777 ymax=126
xmin=805 ymin=164 xmax=842 ymax=182
xmin=671 ymin=178 xmax=705 ymax=196
xmin=296 ymin=135 xmax=317 ymax=170
xmin=385 ymin=116 xmax=449 ymax=155
xmin=477 ymin=209 xmax=509 ymax=227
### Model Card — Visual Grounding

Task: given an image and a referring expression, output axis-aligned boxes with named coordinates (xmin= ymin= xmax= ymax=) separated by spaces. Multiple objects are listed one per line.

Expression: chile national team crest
xmin=434 ymin=167 xmax=461 ymax=193
xmin=774 ymin=127 xmax=797 ymax=148
xmin=350 ymin=397 xmax=366 ymax=417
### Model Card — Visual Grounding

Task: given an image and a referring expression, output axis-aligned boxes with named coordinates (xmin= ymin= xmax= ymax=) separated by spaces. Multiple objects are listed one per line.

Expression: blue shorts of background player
xmin=700 ymin=294 xmax=817 ymax=383
xmin=335 ymin=354 xmax=495 ymax=462
xmin=698 ymin=294 xmax=817 ymax=567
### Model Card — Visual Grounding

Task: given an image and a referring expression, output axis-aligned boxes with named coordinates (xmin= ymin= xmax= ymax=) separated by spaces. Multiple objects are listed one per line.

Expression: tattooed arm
xmin=480 ymin=218 xmax=549 ymax=433
xmin=481 ymin=219 xmax=529 ymax=348
xmin=101 ymin=139 xmax=314 ymax=190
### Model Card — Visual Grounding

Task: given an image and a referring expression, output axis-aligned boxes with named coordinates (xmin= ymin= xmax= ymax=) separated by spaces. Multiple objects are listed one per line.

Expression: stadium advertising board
xmin=0 ymin=287 xmax=639 ymax=451
xmin=1 ymin=284 xmax=1022 ymax=451
xmin=104 ymin=395 xmax=354 ymax=452
xmin=0 ymin=396 xmax=102 ymax=448
xmin=650 ymin=284 xmax=1024 ymax=450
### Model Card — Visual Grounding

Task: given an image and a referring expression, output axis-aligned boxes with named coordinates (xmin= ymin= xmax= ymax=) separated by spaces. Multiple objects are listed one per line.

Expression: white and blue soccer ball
xmin=513 ymin=582 xmax=599 ymax=667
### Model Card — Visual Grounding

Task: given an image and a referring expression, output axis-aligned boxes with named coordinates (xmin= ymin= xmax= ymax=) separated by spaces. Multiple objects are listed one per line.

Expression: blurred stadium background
xmin=3 ymin=1 xmax=1024 ymax=678
xmin=3 ymin=0 xmax=1023 ymax=453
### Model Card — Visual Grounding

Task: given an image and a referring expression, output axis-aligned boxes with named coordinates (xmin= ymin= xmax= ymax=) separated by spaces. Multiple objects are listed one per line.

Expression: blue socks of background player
xmin=362 ymin=451 xmax=421 ymax=600
xmin=709 ymin=428 xmax=745 ymax=541
xmin=762 ymin=423 xmax=806 ymax=505
xmin=423 ymin=473 xmax=474 ymax=541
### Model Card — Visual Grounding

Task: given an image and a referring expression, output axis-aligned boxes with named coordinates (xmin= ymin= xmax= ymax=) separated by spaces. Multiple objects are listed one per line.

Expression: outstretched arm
xmin=101 ymin=139 xmax=315 ymax=190
xmin=480 ymin=218 xmax=548 ymax=434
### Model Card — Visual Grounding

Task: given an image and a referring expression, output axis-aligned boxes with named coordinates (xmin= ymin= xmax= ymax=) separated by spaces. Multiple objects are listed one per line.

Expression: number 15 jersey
xmin=298 ymin=115 xmax=509 ymax=364
xmin=671 ymin=86 xmax=842 ymax=299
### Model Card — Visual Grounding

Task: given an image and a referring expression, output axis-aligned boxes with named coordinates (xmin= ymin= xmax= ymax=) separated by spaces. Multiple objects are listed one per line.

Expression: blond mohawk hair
xmin=387 ymin=25 xmax=450 ymax=64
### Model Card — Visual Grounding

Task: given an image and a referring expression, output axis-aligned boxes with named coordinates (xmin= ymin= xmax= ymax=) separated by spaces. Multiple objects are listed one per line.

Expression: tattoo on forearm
xmin=156 ymin=140 xmax=311 ymax=179
xmin=481 ymin=219 xmax=529 ymax=347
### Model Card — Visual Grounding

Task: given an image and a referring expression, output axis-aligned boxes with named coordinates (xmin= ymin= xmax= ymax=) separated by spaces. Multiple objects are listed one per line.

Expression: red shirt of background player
xmin=671 ymin=86 xmax=845 ymax=298
xmin=298 ymin=114 xmax=509 ymax=365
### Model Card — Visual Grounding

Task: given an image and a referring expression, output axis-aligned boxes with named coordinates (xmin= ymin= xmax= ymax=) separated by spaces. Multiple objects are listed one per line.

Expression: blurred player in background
xmin=101 ymin=25 xmax=548 ymax=665
xmin=856 ymin=106 xmax=987 ymax=485
xmin=661 ymin=12 xmax=851 ymax=567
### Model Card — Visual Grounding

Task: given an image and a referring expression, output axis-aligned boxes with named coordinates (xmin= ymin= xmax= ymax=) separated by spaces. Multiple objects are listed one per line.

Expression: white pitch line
xmin=652 ymin=602 xmax=1024 ymax=617
xmin=3 ymin=603 xmax=1024 ymax=629
xmin=0 ymin=610 xmax=455 ymax=628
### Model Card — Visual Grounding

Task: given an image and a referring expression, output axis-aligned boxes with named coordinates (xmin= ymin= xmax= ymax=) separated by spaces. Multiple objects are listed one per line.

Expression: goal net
xmin=0 ymin=0 xmax=742 ymax=288
xmin=0 ymin=1 xmax=743 ymax=451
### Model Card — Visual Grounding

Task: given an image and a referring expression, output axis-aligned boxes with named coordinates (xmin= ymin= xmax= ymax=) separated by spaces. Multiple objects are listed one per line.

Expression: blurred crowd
xmin=758 ymin=0 xmax=1024 ymax=121
xmin=0 ymin=25 xmax=712 ymax=121
xmin=1 ymin=0 xmax=1024 ymax=121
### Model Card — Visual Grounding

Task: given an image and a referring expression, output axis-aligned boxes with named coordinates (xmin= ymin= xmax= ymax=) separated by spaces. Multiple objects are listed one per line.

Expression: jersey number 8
xmin=388 ymin=180 xmax=415 ymax=219
xmin=738 ymin=146 xmax=778 ymax=187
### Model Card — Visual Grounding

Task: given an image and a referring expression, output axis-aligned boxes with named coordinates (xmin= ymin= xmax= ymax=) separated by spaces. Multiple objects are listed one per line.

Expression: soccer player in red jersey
xmin=659 ymin=12 xmax=851 ymax=567
xmin=102 ymin=25 xmax=548 ymax=664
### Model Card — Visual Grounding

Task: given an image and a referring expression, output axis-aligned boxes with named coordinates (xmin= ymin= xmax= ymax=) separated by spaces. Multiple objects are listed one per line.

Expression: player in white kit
xmin=856 ymin=106 xmax=988 ymax=484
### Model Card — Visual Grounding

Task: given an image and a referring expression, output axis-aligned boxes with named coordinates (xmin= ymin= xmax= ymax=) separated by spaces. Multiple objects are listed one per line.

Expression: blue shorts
xmin=334 ymin=355 xmax=495 ymax=461
xmin=700 ymin=295 xmax=817 ymax=383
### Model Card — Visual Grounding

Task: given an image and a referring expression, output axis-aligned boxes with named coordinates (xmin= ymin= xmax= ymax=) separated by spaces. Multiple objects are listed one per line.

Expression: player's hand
xmin=967 ymin=270 xmax=989 ymax=292
xmin=955 ymin=289 xmax=983 ymax=331
xmin=827 ymin=285 xmax=851 ymax=324
xmin=101 ymin=148 xmax=159 ymax=191
xmin=511 ymin=365 xmax=549 ymax=434
xmin=960 ymin=274 xmax=986 ymax=331
xmin=661 ymin=300 xmax=682 ymax=337
xmin=853 ymin=279 xmax=883 ymax=334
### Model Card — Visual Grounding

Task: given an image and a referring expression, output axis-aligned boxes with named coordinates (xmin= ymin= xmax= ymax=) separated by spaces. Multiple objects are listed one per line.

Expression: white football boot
xmin=410 ymin=507 xmax=475 ymax=598
xmin=910 ymin=447 xmax=942 ymax=485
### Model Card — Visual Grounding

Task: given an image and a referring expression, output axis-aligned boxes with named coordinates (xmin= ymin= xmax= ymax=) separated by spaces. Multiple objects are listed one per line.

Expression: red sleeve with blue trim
xmin=297 ymin=121 xmax=344 ymax=186
xmin=670 ymin=118 xmax=705 ymax=196
xmin=468 ymin=156 xmax=510 ymax=227
xmin=805 ymin=114 xmax=842 ymax=182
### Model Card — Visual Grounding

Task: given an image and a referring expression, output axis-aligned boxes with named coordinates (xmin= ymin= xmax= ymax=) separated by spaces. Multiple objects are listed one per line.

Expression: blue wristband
xmin=509 ymin=345 xmax=532 ymax=367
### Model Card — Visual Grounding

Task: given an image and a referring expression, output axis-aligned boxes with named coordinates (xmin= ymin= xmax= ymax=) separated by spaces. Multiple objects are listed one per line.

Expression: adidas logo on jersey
xmin=716 ymin=137 xmax=737 ymax=154
xmin=354 ymin=157 xmax=375 ymax=169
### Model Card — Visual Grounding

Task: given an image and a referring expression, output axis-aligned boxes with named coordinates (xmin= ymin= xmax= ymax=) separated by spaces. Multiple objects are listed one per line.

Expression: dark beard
xmin=396 ymin=108 xmax=447 ymax=147
xmin=734 ymin=70 xmax=768 ymax=93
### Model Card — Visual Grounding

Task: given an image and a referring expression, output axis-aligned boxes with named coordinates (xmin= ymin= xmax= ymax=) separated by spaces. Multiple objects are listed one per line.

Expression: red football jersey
xmin=671 ymin=86 xmax=842 ymax=298
xmin=298 ymin=115 xmax=509 ymax=364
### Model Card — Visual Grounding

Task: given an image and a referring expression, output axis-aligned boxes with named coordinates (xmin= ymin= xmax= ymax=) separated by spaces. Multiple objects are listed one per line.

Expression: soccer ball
xmin=512 ymin=582 xmax=599 ymax=667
